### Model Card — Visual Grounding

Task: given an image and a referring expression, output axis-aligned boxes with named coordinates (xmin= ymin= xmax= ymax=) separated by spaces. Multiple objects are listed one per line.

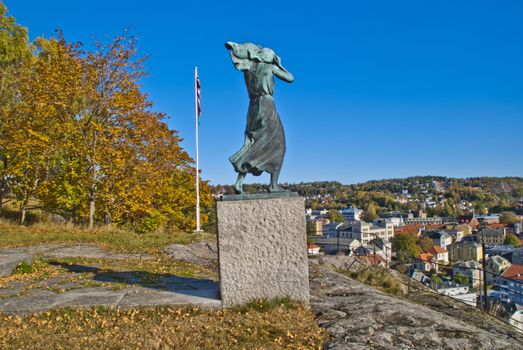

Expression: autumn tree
xmin=500 ymin=212 xmax=520 ymax=225
xmin=362 ymin=203 xmax=378 ymax=222
xmin=418 ymin=237 xmax=434 ymax=252
xmin=393 ymin=235 xmax=421 ymax=262
xmin=327 ymin=209 xmax=344 ymax=223
xmin=0 ymin=8 xmax=211 ymax=230
xmin=0 ymin=2 xmax=31 ymax=208
xmin=504 ymin=233 xmax=521 ymax=246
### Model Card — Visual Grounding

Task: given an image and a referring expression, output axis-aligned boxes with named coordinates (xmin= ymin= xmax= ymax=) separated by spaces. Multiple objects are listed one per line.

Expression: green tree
xmin=454 ymin=273 xmax=469 ymax=285
xmin=431 ymin=273 xmax=442 ymax=287
xmin=504 ymin=233 xmax=521 ymax=246
xmin=500 ymin=212 xmax=520 ymax=225
xmin=392 ymin=235 xmax=421 ymax=261
xmin=327 ymin=209 xmax=344 ymax=223
xmin=362 ymin=203 xmax=378 ymax=222
xmin=418 ymin=237 xmax=434 ymax=252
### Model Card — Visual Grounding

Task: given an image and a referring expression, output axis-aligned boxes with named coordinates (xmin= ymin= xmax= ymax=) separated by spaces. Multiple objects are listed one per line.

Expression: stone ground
xmin=310 ymin=257 xmax=523 ymax=350
xmin=3 ymin=243 xmax=523 ymax=349
xmin=0 ymin=243 xmax=220 ymax=314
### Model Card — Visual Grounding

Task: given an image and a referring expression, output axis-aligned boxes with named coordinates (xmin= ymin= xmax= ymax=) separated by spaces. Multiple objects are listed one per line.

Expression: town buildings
xmin=477 ymin=227 xmax=507 ymax=246
xmin=448 ymin=241 xmax=483 ymax=262
xmin=435 ymin=282 xmax=469 ymax=296
xmin=404 ymin=216 xmax=443 ymax=225
xmin=338 ymin=220 xmax=394 ymax=245
xmin=341 ymin=206 xmax=363 ymax=222
xmin=485 ymin=255 xmax=511 ymax=284
xmin=426 ymin=232 xmax=453 ymax=249
xmin=427 ymin=245 xmax=449 ymax=264
xmin=500 ymin=264 xmax=523 ymax=306
xmin=452 ymin=260 xmax=482 ymax=288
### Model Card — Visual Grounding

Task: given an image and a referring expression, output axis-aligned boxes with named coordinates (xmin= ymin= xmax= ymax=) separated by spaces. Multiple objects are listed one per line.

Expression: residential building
xmin=358 ymin=254 xmax=387 ymax=267
xmin=394 ymin=225 xmax=422 ymax=238
xmin=415 ymin=252 xmax=438 ymax=272
xmin=428 ymin=245 xmax=449 ymax=264
xmin=312 ymin=237 xmax=361 ymax=255
xmin=514 ymin=222 xmax=522 ymax=235
xmin=447 ymin=229 xmax=464 ymax=242
xmin=341 ymin=206 xmax=363 ymax=222
xmin=453 ymin=260 xmax=482 ymax=288
xmin=379 ymin=211 xmax=413 ymax=220
xmin=485 ymin=255 xmax=511 ymax=284
xmin=448 ymin=242 xmax=483 ymax=262
xmin=307 ymin=217 xmax=329 ymax=236
xmin=458 ymin=213 xmax=480 ymax=228
xmin=322 ymin=222 xmax=344 ymax=238
xmin=477 ymin=227 xmax=507 ymax=246
xmin=512 ymin=247 xmax=523 ymax=265
xmin=307 ymin=243 xmax=321 ymax=255
xmin=341 ymin=220 xmax=394 ymax=245
xmin=500 ymin=264 xmax=523 ymax=306
xmin=404 ymin=216 xmax=443 ymax=225
xmin=476 ymin=215 xmax=500 ymax=225
xmin=486 ymin=245 xmax=517 ymax=263
xmin=410 ymin=271 xmax=431 ymax=285
xmin=426 ymin=232 xmax=453 ymax=249
xmin=435 ymin=282 xmax=469 ymax=296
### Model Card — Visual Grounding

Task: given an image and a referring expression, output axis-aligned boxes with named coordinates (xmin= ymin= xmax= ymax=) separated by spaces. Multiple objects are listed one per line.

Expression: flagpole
xmin=194 ymin=66 xmax=201 ymax=232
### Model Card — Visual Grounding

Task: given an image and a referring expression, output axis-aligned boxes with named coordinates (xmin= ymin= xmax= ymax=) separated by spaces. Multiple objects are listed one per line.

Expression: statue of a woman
xmin=225 ymin=42 xmax=294 ymax=194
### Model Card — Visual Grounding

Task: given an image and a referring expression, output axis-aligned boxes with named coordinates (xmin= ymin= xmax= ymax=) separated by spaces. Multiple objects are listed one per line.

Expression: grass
xmin=339 ymin=265 xmax=404 ymax=296
xmin=0 ymin=303 xmax=328 ymax=349
xmin=0 ymin=218 xmax=215 ymax=253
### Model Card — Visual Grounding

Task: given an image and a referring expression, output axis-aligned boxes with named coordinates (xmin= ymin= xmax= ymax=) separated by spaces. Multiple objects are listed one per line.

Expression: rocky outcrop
xmin=0 ymin=253 xmax=33 ymax=277
xmin=163 ymin=241 xmax=218 ymax=266
xmin=310 ymin=257 xmax=523 ymax=349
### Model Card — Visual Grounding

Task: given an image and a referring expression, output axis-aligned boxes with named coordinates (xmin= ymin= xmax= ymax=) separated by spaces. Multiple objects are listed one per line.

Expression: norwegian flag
xmin=196 ymin=74 xmax=201 ymax=117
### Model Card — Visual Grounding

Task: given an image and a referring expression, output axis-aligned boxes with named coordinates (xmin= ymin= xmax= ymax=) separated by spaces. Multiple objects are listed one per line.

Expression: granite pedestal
xmin=216 ymin=195 xmax=309 ymax=307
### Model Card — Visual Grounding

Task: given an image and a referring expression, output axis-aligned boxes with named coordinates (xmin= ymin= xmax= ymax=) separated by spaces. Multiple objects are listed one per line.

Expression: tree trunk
xmin=88 ymin=166 xmax=97 ymax=230
xmin=18 ymin=198 xmax=27 ymax=225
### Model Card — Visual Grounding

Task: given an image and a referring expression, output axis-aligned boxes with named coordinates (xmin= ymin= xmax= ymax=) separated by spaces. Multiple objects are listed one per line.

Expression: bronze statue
xmin=225 ymin=42 xmax=294 ymax=194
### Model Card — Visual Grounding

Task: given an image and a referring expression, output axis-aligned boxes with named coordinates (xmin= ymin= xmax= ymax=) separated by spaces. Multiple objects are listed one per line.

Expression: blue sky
xmin=5 ymin=0 xmax=523 ymax=185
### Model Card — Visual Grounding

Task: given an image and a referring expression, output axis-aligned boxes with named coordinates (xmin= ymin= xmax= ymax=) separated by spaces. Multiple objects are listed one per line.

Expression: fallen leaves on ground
xmin=0 ymin=302 xmax=328 ymax=349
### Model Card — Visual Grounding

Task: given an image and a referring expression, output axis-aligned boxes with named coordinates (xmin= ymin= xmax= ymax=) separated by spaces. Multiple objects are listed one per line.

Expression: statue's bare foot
xmin=234 ymin=182 xmax=244 ymax=194
xmin=269 ymin=185 xmax=286 ymax=193
xmin=234 ymin=173 xmax=245 ymax=194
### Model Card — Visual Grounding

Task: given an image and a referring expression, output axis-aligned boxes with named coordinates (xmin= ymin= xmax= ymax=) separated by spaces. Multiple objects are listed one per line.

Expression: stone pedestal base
xmin=216 ymin=196 xmax=309 ymax=307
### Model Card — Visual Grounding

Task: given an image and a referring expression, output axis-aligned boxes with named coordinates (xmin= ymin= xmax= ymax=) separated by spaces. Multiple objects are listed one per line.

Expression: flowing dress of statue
xmin=225 ymin=42 xmax=294 ymax=194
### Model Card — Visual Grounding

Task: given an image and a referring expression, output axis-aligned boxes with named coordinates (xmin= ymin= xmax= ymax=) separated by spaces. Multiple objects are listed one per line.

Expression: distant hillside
xmin=211 ymin=176 xmax=523 ymax=215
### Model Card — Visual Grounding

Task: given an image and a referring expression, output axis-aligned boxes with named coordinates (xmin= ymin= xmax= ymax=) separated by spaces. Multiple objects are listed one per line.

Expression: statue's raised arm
xmin=225 ymin=42 xmax=294 ymax=194
xmin=273 ymin=55 xmax=294 ymax=83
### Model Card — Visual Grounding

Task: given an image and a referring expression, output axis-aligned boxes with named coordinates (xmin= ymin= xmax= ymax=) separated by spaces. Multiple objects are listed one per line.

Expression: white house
xmin=435 ymin=282 xmax=469 ymax=296
xmin=428 ymin=245 xmax=449 ymax=264
xmin=427 ymin=232 xmax=453 ymax=249
xmin=341 ymin=206 xmax=363 ymax=222
xmin=340 ymin=220 xmax=394 ymax=245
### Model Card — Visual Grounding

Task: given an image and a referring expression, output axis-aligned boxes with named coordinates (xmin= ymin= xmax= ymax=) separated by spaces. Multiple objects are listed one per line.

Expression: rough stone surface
xmin=163 ymin=241 xmax=218 ymax=266
xmin=0 ymin=253 xmax=33 ymax=277
xmin=0 ymin=286 xmax=221 ymax=314
xmin=0 ymin=244 xmax=153 ymax=260
xmin=310 ymin=260 xmax=523 ymax=349
xmin=217 ymin=197 xmax=309 ymax=307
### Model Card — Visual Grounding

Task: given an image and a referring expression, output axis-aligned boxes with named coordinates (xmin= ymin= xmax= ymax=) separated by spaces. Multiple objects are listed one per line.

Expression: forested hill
xmin=212 ymin=176 xmax=523 ymax=215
